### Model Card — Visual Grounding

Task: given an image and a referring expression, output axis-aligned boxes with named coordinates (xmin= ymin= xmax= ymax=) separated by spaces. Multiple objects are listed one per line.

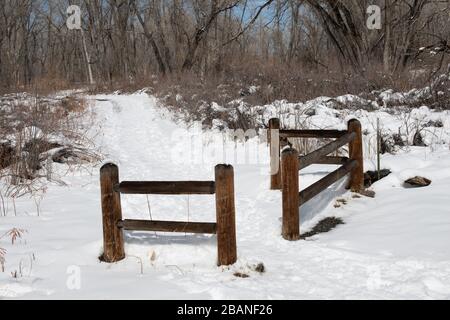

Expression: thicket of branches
xmin=0 ymin=0 xmax=449 ymax=94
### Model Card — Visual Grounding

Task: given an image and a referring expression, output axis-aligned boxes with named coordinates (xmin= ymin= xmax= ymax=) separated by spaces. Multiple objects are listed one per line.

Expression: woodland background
xmin=0 ymin=0 xmax=449 ymax=101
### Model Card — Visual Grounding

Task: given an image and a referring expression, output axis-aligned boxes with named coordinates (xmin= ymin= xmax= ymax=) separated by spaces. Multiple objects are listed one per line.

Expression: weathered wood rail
xmin=100 ymin=164 xmax=237 ymax=266
xmin=269 ymin=118 xmax=364 ymax=240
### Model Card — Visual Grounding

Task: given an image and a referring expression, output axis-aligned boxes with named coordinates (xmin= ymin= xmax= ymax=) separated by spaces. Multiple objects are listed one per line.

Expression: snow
xmin=1 ymin=93 xmax=450 ymax=299
xmin=248 ymin=86 xmax=259 ymax=94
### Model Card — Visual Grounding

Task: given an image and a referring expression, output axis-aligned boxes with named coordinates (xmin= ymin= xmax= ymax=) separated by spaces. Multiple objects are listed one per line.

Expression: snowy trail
xmin=1 ymin=93 xmax=450 ymax=299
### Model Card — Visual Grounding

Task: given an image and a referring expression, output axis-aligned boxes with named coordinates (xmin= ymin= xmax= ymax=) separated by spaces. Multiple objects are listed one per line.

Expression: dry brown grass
xmin=0 ymin=228 xmax=27 ymax=273
xmin=0 ymin=74 xmax=83 ymax=97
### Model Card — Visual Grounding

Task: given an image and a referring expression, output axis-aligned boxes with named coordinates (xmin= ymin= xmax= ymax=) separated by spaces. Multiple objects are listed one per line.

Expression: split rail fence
xmin=268 ymin=118 xmax=364 ymax=240
xmin=100 ymin=163 xmax=237 ymax=266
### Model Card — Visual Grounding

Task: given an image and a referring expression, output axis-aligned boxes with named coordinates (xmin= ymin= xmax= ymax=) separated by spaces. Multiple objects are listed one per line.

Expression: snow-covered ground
xmin=1 ymin=93 xmax=450 ymax=299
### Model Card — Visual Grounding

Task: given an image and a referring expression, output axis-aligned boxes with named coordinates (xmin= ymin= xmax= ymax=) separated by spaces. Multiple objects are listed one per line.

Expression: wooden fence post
xmin=269 ymin=118 xmax=282 ymax=190
xmin=348 ymin=119 xmax=364 ymax=192
xmin=100 ymin=163 xmax=125 ymax=262
xmin=281 ymin=148 xmax=300 ymax=240
xmin=215 ymin=164 xmax=237 ymax=266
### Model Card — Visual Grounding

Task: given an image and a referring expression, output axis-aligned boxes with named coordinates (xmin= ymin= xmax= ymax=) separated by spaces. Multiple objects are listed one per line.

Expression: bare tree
xmin=0 ymin=0 xmax=448 ymax=91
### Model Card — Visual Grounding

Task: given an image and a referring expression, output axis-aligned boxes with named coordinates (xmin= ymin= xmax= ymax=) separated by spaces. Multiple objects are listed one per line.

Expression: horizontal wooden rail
xmin=313 ymin=156 xmax=349 ymax=166
xmin=279 ymin=129 xmax=347 ymax=139
xmin=298 ymin=132 xmax=356 ymax=170
xmin=117 ymin=181 xmax=216 ymax=195
xmin=118 ymin=219 xmax=217 ymax=234
xmin=299 ymin=159 xmax=357 ymax=205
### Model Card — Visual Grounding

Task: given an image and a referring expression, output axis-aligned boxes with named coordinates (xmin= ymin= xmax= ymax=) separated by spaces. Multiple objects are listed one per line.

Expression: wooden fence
xmin=269 ymin=118 xmax=364 ymax=240
xmin=100 ymin=163 xmax=237 ymax=266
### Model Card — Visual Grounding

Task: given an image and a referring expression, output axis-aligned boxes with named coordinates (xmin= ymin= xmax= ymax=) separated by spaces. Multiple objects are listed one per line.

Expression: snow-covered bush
xmin=0 ymin=93 xmax=99 ymax=196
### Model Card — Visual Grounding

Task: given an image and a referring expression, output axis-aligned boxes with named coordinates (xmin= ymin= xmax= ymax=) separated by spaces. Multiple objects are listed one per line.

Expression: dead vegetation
xmin=0 ymin=228 xmax=27 ymax=273
xmin=0 ymin=247 xmax=5 ymax=272
xmin=300 ymin=217 xmax=345 ymax=240
xmin=149 ymin=62 xmax=450 ymax=133
xmin=0 ymin=93 xmax=100 ymax=198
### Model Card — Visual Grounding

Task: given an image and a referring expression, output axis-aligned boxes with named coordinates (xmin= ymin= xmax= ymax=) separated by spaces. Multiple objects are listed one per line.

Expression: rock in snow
xmin=404 ymin=176 xmax=432 ymax=188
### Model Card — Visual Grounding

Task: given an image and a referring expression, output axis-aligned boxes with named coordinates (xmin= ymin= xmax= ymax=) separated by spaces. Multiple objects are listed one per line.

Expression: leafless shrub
xmin=1 ymin=228 xmax=27 ymax=245
xmin=149 ymin=59 xmax=450 ymax=133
